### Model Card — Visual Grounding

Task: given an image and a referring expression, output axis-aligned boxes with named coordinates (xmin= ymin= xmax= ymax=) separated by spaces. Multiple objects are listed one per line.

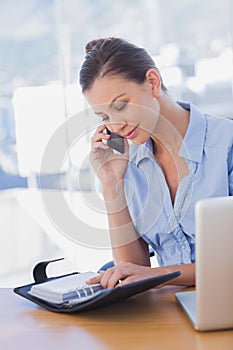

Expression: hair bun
xmin=85 ymin=38 xmax=115 ymax=54
xmin=85 ymin=39 xmax=105 ymax=54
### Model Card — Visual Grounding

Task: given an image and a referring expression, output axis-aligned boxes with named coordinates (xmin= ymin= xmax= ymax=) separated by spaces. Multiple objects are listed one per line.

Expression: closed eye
xmin=114 ymin=101 xmax=128 ymax=111
xmin=102 ymin=115 xmax=109 ymax=122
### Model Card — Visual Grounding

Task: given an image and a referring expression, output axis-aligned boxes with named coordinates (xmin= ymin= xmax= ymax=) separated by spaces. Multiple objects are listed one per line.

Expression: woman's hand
xmin=87 ymin=262 xmax=195 ymax=288
xmin=86 ymin=262 xmax=170 ymax=289
xmin=90 ymin=124 xmax=129 ymax=187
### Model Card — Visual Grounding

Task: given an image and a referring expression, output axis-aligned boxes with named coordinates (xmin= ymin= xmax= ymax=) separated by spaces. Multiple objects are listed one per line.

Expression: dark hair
xmin=79 ymin=37 xmax=167 ymax=93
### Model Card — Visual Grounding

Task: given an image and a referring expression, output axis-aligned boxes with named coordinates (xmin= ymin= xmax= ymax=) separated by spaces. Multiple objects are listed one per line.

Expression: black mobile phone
xmin=106 ymin=128 xmax=125 ymax=154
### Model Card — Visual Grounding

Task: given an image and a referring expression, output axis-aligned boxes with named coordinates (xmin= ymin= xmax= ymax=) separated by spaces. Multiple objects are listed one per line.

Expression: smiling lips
xmin=124 ymin=125 xmax=139 ymax=139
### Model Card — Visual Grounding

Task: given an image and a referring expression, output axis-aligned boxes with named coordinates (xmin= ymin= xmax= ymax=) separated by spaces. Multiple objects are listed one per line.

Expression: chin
xmin=130 ymin=134 xmax=150 ymax=145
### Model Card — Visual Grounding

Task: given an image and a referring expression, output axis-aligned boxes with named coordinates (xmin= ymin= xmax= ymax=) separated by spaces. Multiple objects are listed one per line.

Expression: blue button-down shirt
xmin=124 ymin=102 xmax=233 ymax=266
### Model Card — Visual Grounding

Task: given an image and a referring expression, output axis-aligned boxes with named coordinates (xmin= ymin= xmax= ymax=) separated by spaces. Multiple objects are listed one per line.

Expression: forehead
xmin=84 ymin=76 xmax=141 ymax=106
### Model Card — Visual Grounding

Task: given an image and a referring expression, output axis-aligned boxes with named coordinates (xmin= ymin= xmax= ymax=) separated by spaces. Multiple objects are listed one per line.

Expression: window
xmin=0 ymin=0 xmax=232 ymax=285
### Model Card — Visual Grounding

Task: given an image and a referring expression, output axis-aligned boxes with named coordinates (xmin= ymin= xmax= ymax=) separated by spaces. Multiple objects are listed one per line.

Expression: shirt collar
xmin=134 ymin=101 xmax=207 ymax=166
xmin=135 ymin=138 xmax=154 ymax=166
xmin=178 ymin=102 xmax=207 ymax=163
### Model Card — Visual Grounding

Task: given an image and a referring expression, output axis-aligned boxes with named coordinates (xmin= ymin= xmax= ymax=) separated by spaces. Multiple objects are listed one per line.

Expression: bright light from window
xmin=13 ymin=83 xmax=87 ymax=176
xmin=13 ymin=84 xmax=66 ymax=176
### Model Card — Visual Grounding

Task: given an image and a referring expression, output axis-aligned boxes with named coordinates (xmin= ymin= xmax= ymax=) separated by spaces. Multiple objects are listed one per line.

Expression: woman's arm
xmin=90 ymin=125 xmax=149 ymax=266
xmin=102 ymin=181 xmax=150 ymax=267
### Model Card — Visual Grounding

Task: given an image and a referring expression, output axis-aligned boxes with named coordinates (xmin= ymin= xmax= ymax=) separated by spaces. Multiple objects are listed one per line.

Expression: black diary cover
xmin=14 ymin=258 xmax=180 ymax=314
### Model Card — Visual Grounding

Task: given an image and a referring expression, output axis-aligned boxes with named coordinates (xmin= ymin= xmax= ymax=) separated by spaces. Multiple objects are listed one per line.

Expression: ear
xmin=145 ymin=69 xmax=161 ymax=97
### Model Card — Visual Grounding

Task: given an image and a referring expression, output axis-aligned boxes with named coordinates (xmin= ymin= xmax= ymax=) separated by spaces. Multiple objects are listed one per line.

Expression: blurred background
xmin=0 ymin=0 xmax=232 ymax=286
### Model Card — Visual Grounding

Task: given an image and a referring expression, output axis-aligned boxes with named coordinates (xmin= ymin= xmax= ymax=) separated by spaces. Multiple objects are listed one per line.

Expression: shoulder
xmin=204 ymin=113 xmax=233 ymax=147
xmin=205 ymin=113 xmax=233 ymax=129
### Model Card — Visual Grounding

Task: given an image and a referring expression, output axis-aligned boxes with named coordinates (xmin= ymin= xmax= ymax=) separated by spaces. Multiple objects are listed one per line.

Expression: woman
xmin=79 ymin=37 xmax=233 ymax=288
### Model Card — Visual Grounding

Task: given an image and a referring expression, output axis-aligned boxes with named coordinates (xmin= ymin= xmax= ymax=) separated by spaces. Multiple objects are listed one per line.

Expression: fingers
xmin=100 ymin=267 xmax=125 ymax=288
xmin=91 ymin=125 xmax=130 ymax=157
xmin=91 ymin=129 xmax=110 ymax=143
xmin=86 ymin=271 xmax=104 ymax=285
xmin=87 ymin=263 xmax=135 ymax=289
xmin=91 ymin=126 xmax=110 ymax=147
xmin=86 ymin=268 xmax=120 ymax=288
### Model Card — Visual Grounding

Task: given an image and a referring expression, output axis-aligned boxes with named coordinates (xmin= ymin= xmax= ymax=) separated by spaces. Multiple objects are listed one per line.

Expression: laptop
xmin=175 ymin=196 xmax=233 ymax=331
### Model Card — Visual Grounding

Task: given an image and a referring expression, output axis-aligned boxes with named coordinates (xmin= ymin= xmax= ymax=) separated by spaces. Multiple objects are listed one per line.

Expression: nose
xmin=109 ymin=121 xmax=126 ymax=135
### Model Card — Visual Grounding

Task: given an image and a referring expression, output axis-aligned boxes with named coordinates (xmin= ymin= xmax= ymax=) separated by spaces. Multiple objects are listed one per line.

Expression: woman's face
xmin=84 ymin=73 xmax=161 ymax=145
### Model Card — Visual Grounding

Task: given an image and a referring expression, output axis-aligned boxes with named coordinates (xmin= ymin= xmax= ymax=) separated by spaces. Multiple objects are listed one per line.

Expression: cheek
xmin=125 ymin=103 xmax=153 ymax=123
xmin=118 ymin=99 xmax=160 ymax=132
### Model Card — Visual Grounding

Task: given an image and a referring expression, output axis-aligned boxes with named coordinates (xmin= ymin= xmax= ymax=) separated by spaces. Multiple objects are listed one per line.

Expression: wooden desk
xmin=1 ymin=287 xmax=232 ymax=350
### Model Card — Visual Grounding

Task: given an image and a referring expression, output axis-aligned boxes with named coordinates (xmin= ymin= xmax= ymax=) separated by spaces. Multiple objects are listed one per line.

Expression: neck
xmin=151 ymin=93 xmax=190 ymax=155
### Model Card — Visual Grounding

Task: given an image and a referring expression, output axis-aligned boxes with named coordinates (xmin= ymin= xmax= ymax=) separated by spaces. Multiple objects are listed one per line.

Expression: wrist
xmin=152 ymin=266 xmax=173 ymax=275
xmin=102 ymin=181 xmax=127 ymax=214
xmin=102 ymin=180 xmax=125 ymax=201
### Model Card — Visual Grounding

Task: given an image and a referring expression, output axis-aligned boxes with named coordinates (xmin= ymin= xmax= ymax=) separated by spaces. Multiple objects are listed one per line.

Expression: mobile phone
xmin=106 ymin=128 xmax=125 ymax=154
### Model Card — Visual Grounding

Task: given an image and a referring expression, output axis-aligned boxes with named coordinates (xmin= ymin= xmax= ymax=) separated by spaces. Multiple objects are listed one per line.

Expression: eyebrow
xmin=109 ymin=93 xmax=126 ymax=108
xmin=94 ymin=93 xmax=126 ymax=115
